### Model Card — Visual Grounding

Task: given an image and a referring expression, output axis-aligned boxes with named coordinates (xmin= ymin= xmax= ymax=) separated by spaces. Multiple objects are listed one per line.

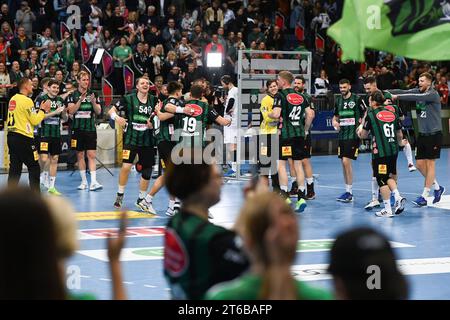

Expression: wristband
xmin=175 ymin=106 xmax=184 ymax=114
xmin=111 ymin=112 xmax=118 ymax=120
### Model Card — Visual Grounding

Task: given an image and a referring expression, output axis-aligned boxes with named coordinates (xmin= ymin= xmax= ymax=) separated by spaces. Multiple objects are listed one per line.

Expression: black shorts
xmin=279 ymin=136 xmax=306 ymax=161
xmin=416 ymin=132 xmax=442 ymax=160
xmin=122 ymin=145 xmax=155 ymax=169
xmin=157 ymin=141 xmax=175 ymax=169
xmin=304 ymin=133 xmax=312 ymax=159
xmin=372 ymin=155 xmax=398 ymax=187
xmin=338 ymin=139 xmax=359 ymax=160
xmin=38 ymin=137 xmax=62 ymax=155
xmin=258 ymin=134 xmax=277 ymax=169
xmin=7 ymin=132 xmax=39 ymax=167
xmin=71 ymin=130 xmax=97 ymax=151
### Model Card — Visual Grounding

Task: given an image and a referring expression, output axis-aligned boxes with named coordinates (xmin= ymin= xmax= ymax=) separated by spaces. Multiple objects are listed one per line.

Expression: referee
xmin=389 ymin=72 xmax=445 ymax=206
xmin=6 ymin=77 xmax=51 ymax=192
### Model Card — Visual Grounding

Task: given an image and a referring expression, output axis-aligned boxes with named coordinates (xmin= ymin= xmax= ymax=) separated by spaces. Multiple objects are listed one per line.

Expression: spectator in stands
xmin=35 ymin=27 xmax=53 ymax=60
xmin=58 ymin=31 xmax=78 ymax=69
xmin=88 ymin=0 xmax=103 ymax=28
xmin=84 ymin=23 xmax=102 ymax=56
xmin=15 ymin=1 xmax=36 ymax=38
xmin=206 ymin=191 xmax=332 ymax=300
xmin=113 ymin=37 xmax=132 ymax=94
xmin=9 ymin=61 xmax=24 ymax=87
xmin=148 ymin=46 xmax=162 ymax=78
xmin=28 ymin=49 xmax=42 ymax=78
xmin=314 ymin=69 xmax=330 ymax=95
xmin=132 ymin=42 xmax=149 ymax=78
xmin=18 ymin=50 xmax=29 ymax=73
xmin=161 ymin=50 xmax=179 ymax=82
xmin=267 ymin=25 xmax=284 ymax=50
xmin=110 ymin=5 xmax=127 ymax=38
xmin=67 ymin=61 xmax=81 ymax=84
xmin=0 ymin=35 xmax=8 ymax=65
xmin=34 ymin=0 xmax=55 ymax=34
xmin=162 ymin=18 xmax=182 ymax=51
xmin=190 ymin=24 xmax=209 ymax=50
xmin=31 ymin=76 xmax=41 ymax=101
xmin=1 ymin=22 xmax=13 ymax=42
xmin=247 ymin=25 xmax=266 ymax=47
xmin=9 ymin=26 xmax=34 ymax=62
xmin=222 ymin=3 xmax=235 ymax=32
xmin=164 ymin=5 xmax=181 ymax=27
xmin=328 ymin=227 xmax=408 ymax=300
xmin=377 ymin=66 xmax=397 ymax=90
xmin=437 ymin=75 xmax=449 ymax=108
xmin=205 ymin=0 xmax=224 ymax=33
xmin=140 ymin=5 xmax=162 ymax=29
xmin=100 ymin=29 xmax=118 ymax=53
xmin=0 ymin=61 xmax=10 ymax=123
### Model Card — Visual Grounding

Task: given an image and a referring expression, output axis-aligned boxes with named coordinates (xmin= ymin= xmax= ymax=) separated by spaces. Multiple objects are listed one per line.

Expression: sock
xmin=41 ymin=171 xmax=49 ymax=182
xmin=49 ymin=176 xmax=56 ymax=189
xmin=433 ymin=180 xmax=440 ymax=191
xmin=422 ymin=187 xmax=430 ymax=198
xmin=80 ymin=170 xmax=87 ymax=184
xmin=371 ymin=177 xmax=378 ymax=201
xmin=404 ymin=143 xmax=414 ymax=165
xmin=118 ymin=185 xmax=125 ymax=194
xmin=139 ymin=191 xmax=146 ymax=200
xmin=174 ymin=198 xmax=181 ymax=208
xmin=90 ymin=170 xmax=97 ymax=184
xmin=145 ymin=194 xmax=153 ymax=203
xmin=383 ymin=199 xmax=392 ymax=214
xmin=169 ymin=200 xmax=175 ymax=210
xmin=346 ymin=184 xmax=352 ymax=194
xmin=306 ymin=177 xmax=314 ymax=185
xmin=231 ymin=162 xmax=237 ymax=172
xmin=392 ymin=188 xmax=401 ymax=201
xmin=281 ymin=185 xmax=288 ymax=192
xmin=299 ymin=185 xmax=305 ymax=193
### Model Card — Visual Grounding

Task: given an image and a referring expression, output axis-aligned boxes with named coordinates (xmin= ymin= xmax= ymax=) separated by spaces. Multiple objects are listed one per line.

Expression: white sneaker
xmin=375 ymin=209 xmax=394 ymax=218
xmin=89 ymin=182 xmax=103 ymax=191
xmin=77 ymin=183 xmax=88 ymax=190
xmin=408 ymin=164 xmax=417 ymax=172
xmin=136 ymin=199 xmax=156 ymax=214
xmin=165 ymin=207 xmax=175 ymax=217
xmin=394 ymin=197 xmax=407 ymax=215
xmin=364 ymin=199 xmax=380 ymax=210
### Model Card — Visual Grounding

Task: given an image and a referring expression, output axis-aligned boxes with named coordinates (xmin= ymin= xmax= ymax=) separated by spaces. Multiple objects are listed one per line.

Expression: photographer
xmin=221 ymin=75 xmax=238 ymax=177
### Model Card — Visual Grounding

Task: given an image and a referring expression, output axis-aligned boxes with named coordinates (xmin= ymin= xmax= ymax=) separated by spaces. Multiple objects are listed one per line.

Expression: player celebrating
xmin=293 ymin=75 xmax=316 ymax=200
xmin=67 ymin=71 xmax=103 ymax=191
xmin=332 ymin=79 xmax=364 ymax=203
xmin=269 ymin=71 xmax=314 ymax=213
xmin=37 ymin=79 xmax=68 ymax=195
xmin=388 ymin=72 xmax=445 ymax=207
xmin=139 ymin=81 xmax=187 ymax=216
xmin=108 ymin=76 xmax=159 ymax=210
xmin=358 ymin=91 xmax=407 ymax=217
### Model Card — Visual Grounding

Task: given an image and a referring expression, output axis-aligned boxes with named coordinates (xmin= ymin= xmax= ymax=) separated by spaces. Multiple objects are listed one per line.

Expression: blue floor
xmin=2 ymin=149 xmax=450 ymax=300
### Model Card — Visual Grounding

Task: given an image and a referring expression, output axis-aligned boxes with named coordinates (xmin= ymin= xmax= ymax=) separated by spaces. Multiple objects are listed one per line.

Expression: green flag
xmin=327 ymin=0 xmax=450 ymax=62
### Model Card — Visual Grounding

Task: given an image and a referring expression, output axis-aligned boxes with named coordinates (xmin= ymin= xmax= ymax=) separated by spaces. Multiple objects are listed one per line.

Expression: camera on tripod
xmin=213 ymin=85 xmax=225 ymax=99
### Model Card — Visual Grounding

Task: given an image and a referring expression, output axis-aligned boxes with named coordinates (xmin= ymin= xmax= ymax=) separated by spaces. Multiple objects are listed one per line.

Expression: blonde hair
xmin=45 ymin=197 xmax=78 ymax=258
xmin=278 ymin=71 xmax=294 ymax=85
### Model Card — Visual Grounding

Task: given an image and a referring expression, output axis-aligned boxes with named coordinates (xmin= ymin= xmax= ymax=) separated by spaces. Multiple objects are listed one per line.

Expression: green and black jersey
xmin=273 ymin=88 xmax=310 ymax=139
xmin=115 ymin=92 xmax=158 ymax=147
xmin=36 ymin=94 xmax=65 ymax=138
xmin=361 ymin=91 xmax=403 ymax=118
xmin=66 ymin=90 xmax=100 ymax=132
xmin=164 ymin=210 xmax=249 ymax=300
xmin=363 ymin=107 xmax=401 ymax=159
xmin=174 ymin=99 xmax=219 ymax=148
xmin=154 ymin=97 xmax=181 ymax=145
xmin=334 ymin=93 xmax=363 ymax=140
xmin=299 ymin=90 xmax=314 ymax=132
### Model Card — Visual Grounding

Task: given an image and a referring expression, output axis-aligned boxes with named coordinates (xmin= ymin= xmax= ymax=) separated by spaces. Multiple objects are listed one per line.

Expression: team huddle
xmin=5 ymin=69 xmax=445 ymax=218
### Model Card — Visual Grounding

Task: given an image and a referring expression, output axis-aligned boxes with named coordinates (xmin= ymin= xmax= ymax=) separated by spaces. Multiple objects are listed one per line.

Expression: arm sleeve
xmin=208 ymin=107 xmax=220 ymax=123
xmin=225 ymin=98 xmax=235 ymax=113
xmin=209 ymin=231 xmax=249 ymax=286
xmin=272 ymin=93 xmax=282 ymax=109
xmin=395 ymin=90 xmax=441 ymax=103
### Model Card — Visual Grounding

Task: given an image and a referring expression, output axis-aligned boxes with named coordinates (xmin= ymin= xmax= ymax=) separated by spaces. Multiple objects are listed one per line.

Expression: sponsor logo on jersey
xmin=286 ymin=93 xmax=304 ymax=105
xmin=185 ymin=104 xmax=203 ymax=117
xmin=164 ymin=228 xmax=189 ymax=277
xmin=348 ymin=101 xmax=356 ymax=109
xmin=384 ymin=105 xmax=396 ymax=113
xmin=8 ymin=100 xmax=16 ymax=111
xmin=376 ymin=110 xmax=396 ymax=123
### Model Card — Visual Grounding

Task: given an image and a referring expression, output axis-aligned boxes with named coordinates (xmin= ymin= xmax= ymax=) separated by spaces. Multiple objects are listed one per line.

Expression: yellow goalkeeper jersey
xmin=7 ymin=93 xmax=45 ymax=138
xmin=260 ymin=94 xmax=278 ymax=134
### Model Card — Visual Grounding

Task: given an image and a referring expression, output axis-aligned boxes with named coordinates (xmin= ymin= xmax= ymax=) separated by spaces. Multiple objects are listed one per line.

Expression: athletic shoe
xmin=89 ymin=182 xmax=103 ymax=191
xmin=394 ymin=197 xmax=407 ymax=215
xmin=375 ymin=209 xmax=394 ymax=218
xmin=41 ymin=179 xmax=50 ymax=189
xmin=295 ymin=198 xmax=307 ymax=213
xmin=408 ymin=164 xmax=417 ymax=172
xmin=289 ymin=181 xmax=299 ymax=198
xmin=208 ymin=211 xmax=214 ymax=219
xmin=136 ymin=198 xmax=157 ymax=214
xmin=47 ymin=187 xmax=62 ymax=196
xmin=77 ymin=183 xmax=88 ymax=190
xmin=364 ymin=199 xmax=380 ymax=210
xmin=114 ymin=193 xmax=124 ymax=209
xmin=306 ymin=183 xmax=315 ymax=200
xmin=223 ymin=169 xmax=236 ymax=178
xmin=279 ymin=190 xmax=292 ymax=205
xmin=412 ymin=196 xmax=427 ymax=207
xmin=433 ymin=186 xmax=445 ymax=204
xmin=165 ymin=207 xmax=175 ymax=217
xmin=337 ymin=192 xmax=353 ymax=203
